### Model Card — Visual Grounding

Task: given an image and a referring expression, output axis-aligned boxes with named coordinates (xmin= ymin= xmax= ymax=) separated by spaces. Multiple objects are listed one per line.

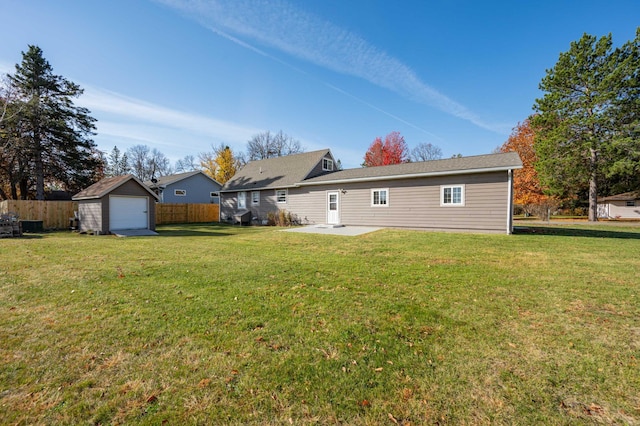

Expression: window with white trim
xmin=174 ymin=189 xmax=186 ymax=196
xmin=626 ymin=200 xmax=636 ymax=207
xmin=441 ymin=185 xmax=465 ymax=206
xmin=371 ymin=188 xmax=388 ymax=206
xmin=322 ymin=158 xmax=334 ymax=171
xmin=251 ymin=191 xmax=260 ymax=205
xmin=238 ymin=191 xmax=247 ymax=209
xmin=276 ymin=189 xmax=287 ymax=203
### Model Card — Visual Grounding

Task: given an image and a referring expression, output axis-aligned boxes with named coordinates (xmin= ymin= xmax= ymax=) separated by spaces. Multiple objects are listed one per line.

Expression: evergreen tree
xmin=105 ymin=146 xmax=130 ymax=177
xmin=7 ymin=45 xmax=102 ymax=199
xmin=532 ymin=29 xmax=640 ymax=221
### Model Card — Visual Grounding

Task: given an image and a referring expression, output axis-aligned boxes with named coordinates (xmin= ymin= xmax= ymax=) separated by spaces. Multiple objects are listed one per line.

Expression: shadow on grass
xmin=14 ymin=234 xmax=44 ymax=239
xmin=514 ymin=226 xmax=640 ymax=240
xmin=156 ymin=222 xmax=268 ymax=238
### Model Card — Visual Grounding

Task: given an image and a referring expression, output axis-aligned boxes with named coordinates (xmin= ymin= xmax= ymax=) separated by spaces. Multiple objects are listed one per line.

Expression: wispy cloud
xmin=77 ymin=85 xmax=260 ymax=158
xmin=157 ymin=0 xmax=504 ymax=133
xmin=3 ymin=61 xmax=260 ymax=158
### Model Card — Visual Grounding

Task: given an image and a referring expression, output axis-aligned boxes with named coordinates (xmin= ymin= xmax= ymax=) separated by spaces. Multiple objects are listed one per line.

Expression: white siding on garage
xmin=109 ymin=196 xmax=149 ymax=230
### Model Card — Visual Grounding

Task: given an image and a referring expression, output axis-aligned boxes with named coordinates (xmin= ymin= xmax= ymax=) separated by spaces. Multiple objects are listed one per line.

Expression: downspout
xmin=507 ymin=169 xmax=514 ymax=235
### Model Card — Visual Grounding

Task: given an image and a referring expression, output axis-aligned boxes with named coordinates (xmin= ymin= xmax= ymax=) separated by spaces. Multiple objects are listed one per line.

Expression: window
xmin=441 ymin=185 xmax=465 ymax=206
xmin=276 ymin=189 xmax=287 ymax=203
xmin=174 ymin=189 xmax=186 ymax=196
xmin=371 ymin=188 xmax=388 ymax=206
xmin=238 ymin=191 xmax=246 ymax=209
xmin=626 ymin=200 xmax=636 ymax=207
xmin=322 ymin=158 xmax=334 ymax=171
xmin=251 ymin=191 xmax=260 ymax=205
xmin=210 ymin=192 xmax=219 ymax=198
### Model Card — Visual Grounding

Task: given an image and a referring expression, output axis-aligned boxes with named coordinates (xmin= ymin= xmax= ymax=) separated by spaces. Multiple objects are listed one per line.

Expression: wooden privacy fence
xmin=156 ymin=203 xmax=219 ymax=225
xmin=0 ymin=200 xmax=219 ymax=229
xmin=0 ymin=200 xmax=78 ymax=229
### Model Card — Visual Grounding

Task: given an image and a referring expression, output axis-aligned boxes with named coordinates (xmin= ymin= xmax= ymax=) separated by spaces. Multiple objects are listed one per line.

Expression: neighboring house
xmin=72 ymin=174 xmax=159 ymax=234
xmin=220 ymin=149 xmax=523 ymax=234
xmin=597 ymin=190 xmax=640 ymax=219
xmin=145 ymin=171 xmax=222 ymax=204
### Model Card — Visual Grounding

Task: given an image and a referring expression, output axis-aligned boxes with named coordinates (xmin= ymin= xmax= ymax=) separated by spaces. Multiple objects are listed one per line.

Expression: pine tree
xmin=532 ymin=29 xmax=640 ymax=221
xmin=7 ymin=45 xmax=102 ymax=198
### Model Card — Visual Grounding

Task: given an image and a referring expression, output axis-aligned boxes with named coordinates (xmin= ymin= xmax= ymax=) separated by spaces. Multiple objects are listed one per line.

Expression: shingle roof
xmin=144 ymin=171 xmax=220 ymax=188
xmin=221 ymin=149 xmax=331 ymax=191
xmin=599 ymin=190 xmax=640 ymax=202
xmin=301 ymin=152 xmax=523 ymax=186
xmin=220 ymin=150 xmax=522 ymax=192
xmin=72 ymin=174 xmax=159 ymax=200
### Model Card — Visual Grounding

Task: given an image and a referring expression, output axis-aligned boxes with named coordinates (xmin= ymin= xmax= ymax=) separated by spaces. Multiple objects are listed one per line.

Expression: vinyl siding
xmin=77 ymin=180 xmax=156 ymax=233
xmin=293 ymin=171 xmax=510 ymax=232
xmin=305 ymin=154 xmax=336 ymax=179
xmin=160 ymin=174 xmax=221 ymax=204
xmin=598 ymin=201 xmax=640 ymax=219
xmin=221 ymin=190 xmax=292 ymax=223
xmin=222 ymin=171 xmax=513 ymax=232
xmin=78 ymin=200 xmax=102 ymax=232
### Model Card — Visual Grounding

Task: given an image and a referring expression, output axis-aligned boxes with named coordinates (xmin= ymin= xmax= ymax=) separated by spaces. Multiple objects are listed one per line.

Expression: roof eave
xmin=220 ymin=184 xmax=299 ymax=193
xmin=298 ymin=165 xmax=523 ymax=187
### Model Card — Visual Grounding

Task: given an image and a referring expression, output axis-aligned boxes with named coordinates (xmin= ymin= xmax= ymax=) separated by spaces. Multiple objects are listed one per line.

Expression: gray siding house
xmin=220 ymin=149 xmax=523 ymax=234
xmin=145 ymin=171 xmax=221 ymax=204
xmin=72 ymin=174 xmax=159 ymax=234
xmin=597 ymin=190 xmax=640 ymax=219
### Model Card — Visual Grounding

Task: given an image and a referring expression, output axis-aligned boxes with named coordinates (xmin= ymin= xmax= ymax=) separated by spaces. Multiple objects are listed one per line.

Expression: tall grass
xmin=1 ymin=223 xmax=639 ymax=424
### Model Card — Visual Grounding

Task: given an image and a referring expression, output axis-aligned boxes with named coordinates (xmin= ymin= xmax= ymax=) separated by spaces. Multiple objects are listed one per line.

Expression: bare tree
xmin=246 ymin=130 xmax=303 ymax=161
xmin=175 ymin=155 xmax=199 ymax=173
xmin=410 ymin=142 xmax=443 ymax=162
xmin=126 ymin=144 xmax=172 ymax=181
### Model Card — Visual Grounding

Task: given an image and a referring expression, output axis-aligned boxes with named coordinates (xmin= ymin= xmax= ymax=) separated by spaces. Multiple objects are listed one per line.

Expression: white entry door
xmin=327 ymin=191 xmax=339 ymax=224
xmin=110 ymin=196 xmax=148 ymax=230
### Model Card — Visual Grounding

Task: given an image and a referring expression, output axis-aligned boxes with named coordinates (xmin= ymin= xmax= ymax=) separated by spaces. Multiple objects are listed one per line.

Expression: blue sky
xmin=1 ymin=0 xmax=638 ymax=169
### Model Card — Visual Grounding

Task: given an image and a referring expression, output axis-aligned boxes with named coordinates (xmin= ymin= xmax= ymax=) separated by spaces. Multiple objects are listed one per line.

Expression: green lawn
xmin=1 ymin=223 xmax=639 ymax=425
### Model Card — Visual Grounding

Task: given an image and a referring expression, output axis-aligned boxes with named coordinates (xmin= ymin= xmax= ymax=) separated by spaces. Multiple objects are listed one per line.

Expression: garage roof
xmin=72 ymin=174 xmax=159 ymax=201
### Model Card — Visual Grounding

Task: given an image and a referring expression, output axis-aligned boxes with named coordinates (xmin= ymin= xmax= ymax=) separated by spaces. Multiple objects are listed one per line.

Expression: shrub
xmin=267 ymin=209 xmax=299 ymax=226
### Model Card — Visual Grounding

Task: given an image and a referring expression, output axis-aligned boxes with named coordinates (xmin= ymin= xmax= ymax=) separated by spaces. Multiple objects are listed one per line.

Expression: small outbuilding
xmin=597 ymin=190 xmax=640 ymax=219
xmin=72 ymin=174 xmax=159 ymax=234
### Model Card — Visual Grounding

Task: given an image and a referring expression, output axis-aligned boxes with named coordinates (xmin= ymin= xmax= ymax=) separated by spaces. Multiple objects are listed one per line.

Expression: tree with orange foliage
xmin=363 ymin=131 xmax=409 ymax=167
xmin=500 ymin=119 xmax=555 ymax=218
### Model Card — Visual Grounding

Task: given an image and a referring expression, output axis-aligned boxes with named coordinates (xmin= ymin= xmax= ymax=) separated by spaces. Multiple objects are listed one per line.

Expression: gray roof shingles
xmin=73 ymin=174 xmax=159 ymax=200
xmin=144 ymin=171 xmax=221 ymax=188
xmin=222 ymin=149 xmax=331 ymax=191
xmin=301 ymin=152 xmax=522 ymax=185
xmin=222 ymin=150 xmax=522 ymax=192
xmin=599 ymin=190 xmax=640 ymax=202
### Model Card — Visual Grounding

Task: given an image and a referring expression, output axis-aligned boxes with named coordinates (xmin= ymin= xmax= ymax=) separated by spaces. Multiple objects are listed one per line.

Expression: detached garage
xmin=72 ymin=174 xmax=159 ymax=235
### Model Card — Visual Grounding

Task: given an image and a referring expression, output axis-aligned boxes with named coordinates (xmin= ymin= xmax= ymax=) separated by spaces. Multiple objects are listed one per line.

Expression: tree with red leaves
xmin=500 ymin=118 xmax=556 ymax=218
xmin=362 ymin=131 xmax=409 ymax=167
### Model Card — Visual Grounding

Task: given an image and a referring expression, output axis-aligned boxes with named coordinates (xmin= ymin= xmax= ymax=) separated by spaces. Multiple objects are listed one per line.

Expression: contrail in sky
xmin=157 ymin=0 xmax=504 ymax=134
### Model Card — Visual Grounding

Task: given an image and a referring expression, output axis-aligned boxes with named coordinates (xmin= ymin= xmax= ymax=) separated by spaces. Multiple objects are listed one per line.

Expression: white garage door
xmin=109 ymin=196 xmax=149 ymax=231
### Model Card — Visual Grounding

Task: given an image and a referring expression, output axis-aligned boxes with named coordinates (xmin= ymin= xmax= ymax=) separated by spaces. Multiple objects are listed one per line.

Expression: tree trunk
xmin=588 ymin=147 xmax=598 ymax=222
xmin=33 ymin=128 xmax=45 ymax=200
xmin=19 ymin=178 xmax=29 ymax=200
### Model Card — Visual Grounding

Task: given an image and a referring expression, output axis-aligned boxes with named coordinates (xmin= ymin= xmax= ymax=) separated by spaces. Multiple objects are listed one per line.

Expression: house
xmin=145 ymin=171 xmax=221 ymax=204
xmin=72 ymin=174 xmax=159 ymax=234
xmin=220 ymin=149 xmax=523 ymax=234
xmin=597 ymin=190 xmax=640 ymax=219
